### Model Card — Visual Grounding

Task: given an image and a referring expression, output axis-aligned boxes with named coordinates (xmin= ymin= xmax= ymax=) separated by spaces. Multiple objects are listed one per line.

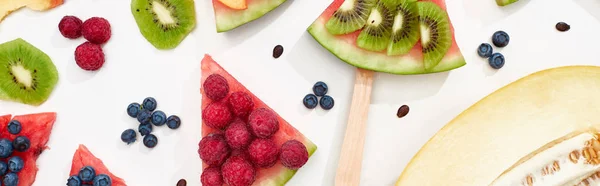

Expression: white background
xmin=1 ymin=0 xmax=600 ymax=185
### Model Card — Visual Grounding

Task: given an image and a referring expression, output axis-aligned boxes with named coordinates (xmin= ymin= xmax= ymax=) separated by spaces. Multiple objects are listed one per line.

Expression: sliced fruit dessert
xmin=0 ymin=0 xmax=63 ymax=23
xmin=68 ymin=144 xmax=126 ymax=186
xmin=0 ymin=38 xmax=59 ymax=106
xmin=496 ymin=0 xmax=518 ymax=6
xmin=213 ymin=0 xmax=287 ymax=32
xmin=0 ymin=112 xmax=57 ymax=186
xmin=395 ymin=66 xmax=600 ymax=185
xmin=307 ymin=0 xmax=465 ymax=75
xmin=199 ymin=54 xmax=317 ymax=185
xmin=131 ymin=0 xmax=196 ymax=50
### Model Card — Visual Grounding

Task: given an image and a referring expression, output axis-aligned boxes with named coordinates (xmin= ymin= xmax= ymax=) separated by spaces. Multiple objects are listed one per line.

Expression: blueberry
xmin=143 ymin=134 xmax=158 ymax=148
xmin=150 ymin=111 xmax=167 ymax=126
xmin=166 ymin=115 xmax=181 ymax=129
xmin=3 ymin=172 xmax=18 ymax=186
xmin=7 ymin=120 xmax=21 ymax=135
xmin=127 ymin=103 xmax=142 ymax=118
xmin=488 ymin=53 xmax=505 ymax=69
xmin=477 ymin=43 xmax=493 ymax=58
xmin=78 ymin=166 xmax=96 ymax=182
xmin=67 ymin=175 xmax=82 ymax=186
xmin=138 ymin=123 xmax=153 ymax=136
xmin=137 ymin=109 xmax=152 ymax=124
xmin=8 ymin=156 xmax=23 ymax=173
xmin=0 ymin=161 xmax=7 ymax=175
xmin=142 ymin=97 xmax=157 ymax=111
xmin=0 ymin=139 xmax=13 ymax=158
xmin=303 ymin=94 xmax=318 ymax=109
xmin=93 ymin=174 xmax=112 ymax=186
xmin=492 ymin=31 xmax=510 ymax=47
xmin=312 ymin=81 xmax=328 ymax=96
xmin=319 ymin=95 xmax=335 ymax=110
xmin=120 ymin=129 xmax=137 ymax=144
xmin=12 ymin=136 xmax=30 ymax=152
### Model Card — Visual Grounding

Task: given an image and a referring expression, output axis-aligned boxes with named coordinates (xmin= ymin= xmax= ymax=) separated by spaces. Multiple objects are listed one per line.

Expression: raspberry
xmin=231 ymin=149 xmax=252 ymax=164
xmin=200 ymin=167 xmax=223 ymax=186
xmin=82 ymin=17 xmax=111 ymax=44
xmin=75 ymin=42 xmax=105 ymax=71
xmin=58 ymin=15 xmax=82 ymax=39
xmin=248 ymin=108 xmax=279 ymax=138
xmin=247 ymin=138 xmax=279 ymax=168
xmin=198 ymin=133 xmax=231 ymax=166
xmin=202 ymin=102 xmax=233 ymax=129
xmin=228 ymin=91 xmax=254 ymax=119
xmin=203 ymin=74 xmax=229 ymax=101
xmin=225 ymin=119 xmax=253 ymax=149
xmin=280 ymin=140 xmax=309 ymax=170
xmin=222 ymin=155 xmax=256 ymax=186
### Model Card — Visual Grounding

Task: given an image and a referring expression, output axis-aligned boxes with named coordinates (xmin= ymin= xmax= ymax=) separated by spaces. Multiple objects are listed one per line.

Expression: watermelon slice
xmin=307 ymin=0 xmax=466 ymax=75
xmin=200 ymin=54 xmax=317 ymax=185
xmin=0 ymin=112 xmax=56 ymax=186
xmin=496 ymin=0 xmax=519 ymax=6
xmin=69 ymin=144 xmax=126 ymax=186
xmin=213 ymin=0 xmax=287 ymax=32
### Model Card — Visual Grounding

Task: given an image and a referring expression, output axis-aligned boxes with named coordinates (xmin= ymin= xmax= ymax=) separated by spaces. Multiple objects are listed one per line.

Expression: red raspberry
xmin=75 ymin=42 xmax=105 ymax=71
xmin=225 ymin=119 xmax=253 ymax=149
xmin=231 ymin=149 xmax=252 ymax=164
xmin=200 ymin=167 xmax=223 ymax=186
xmin=222 ymin=155 xmax=256 ymax=186
xmin=58 ymin=15 xmax=82 ymax=39
xmin=248 ymin=108 xmax=279 ymax=138
xmin=247 ymin=138 xmax=279 ymax=168
xmin=280 ymin=140 xmax=309 ymax=170
xmin=82 ymin=17 xmax=111 ymax=44
xmin=198 ymin=133 xmax=231 ymax=166
xmin=202 ymin=102 xmax=233 ymax=129
xmin=228 ymin=91 xmax=254 ymax=119
xmin=203 ymin=74 xmax=229 ymax=101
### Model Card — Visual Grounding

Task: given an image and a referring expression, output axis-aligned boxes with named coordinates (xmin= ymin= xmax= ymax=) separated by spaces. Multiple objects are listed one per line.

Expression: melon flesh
xmin=213 ymin=0 xmax=286 ymax=32
xmin=200 ymin=54 xmax=317 ymax=185
xmin=218 ymin=0 xmax=247 ymax=10
xmin=307 ymin=0 xmax=465 ymax=75
xmin=69 ymin=144 xmax=126 ymax=186
xmin=396 ymin=66 xmax=600 ymax=185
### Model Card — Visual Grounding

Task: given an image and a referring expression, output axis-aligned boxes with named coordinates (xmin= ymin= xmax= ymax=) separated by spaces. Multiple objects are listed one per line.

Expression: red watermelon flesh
xmin=69 ymin=144 xmax=126 ymax=186
xmin=0 ymin=112 xmax=56 ymax=186
xmin=200 ymin=54 xmax=317 ymax=185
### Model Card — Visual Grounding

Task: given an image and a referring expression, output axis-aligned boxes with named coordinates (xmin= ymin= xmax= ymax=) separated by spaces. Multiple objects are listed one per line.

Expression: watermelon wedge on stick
xmin=213 ymin=0 xmax=288 ymax=32
xmin=68 ymin=144 xmax=126 ymax=186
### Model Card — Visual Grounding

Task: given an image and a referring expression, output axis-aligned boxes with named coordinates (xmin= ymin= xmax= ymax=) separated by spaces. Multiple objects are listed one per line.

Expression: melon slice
xmin=0 ymin=112 xmax=56 ymax=186
xmin=200 ymin=54 xmax=317 ymax=185
xmin=213 ymin=0 xmax=287 ymax=32
xmin=0 ymin=0 xmax=63 ymax=23
xmin=69 ymin=144 xmax=126 ymax=186
xmin=396 ymin=66 xmax=600 ymax=185
xmin=307 ymin=0 xmax=465 ymax=75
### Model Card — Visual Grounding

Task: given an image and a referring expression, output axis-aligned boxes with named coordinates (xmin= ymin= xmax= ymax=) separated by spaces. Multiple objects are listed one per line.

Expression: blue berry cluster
xmin=0 ymin=120 xmax=32 ymax=186
xmin=123 ymin=97 xmax=181 ymax=148
xmin=303 ymin=81 xmax=335 ymax=110
xmin=477 ymin=31 xmax=509 ymax=69
xmin=66 ymin=166 xmax=112 ymax=186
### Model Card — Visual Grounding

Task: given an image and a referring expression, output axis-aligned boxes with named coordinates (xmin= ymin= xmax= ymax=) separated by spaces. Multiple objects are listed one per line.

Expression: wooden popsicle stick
xmin=335 ymin=68 xmax=374 ymax=186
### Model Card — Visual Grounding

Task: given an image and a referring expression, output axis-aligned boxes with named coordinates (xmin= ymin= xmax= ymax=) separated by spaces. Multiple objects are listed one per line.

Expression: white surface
xmin=0 ymin=0 xmax=599 ymax=185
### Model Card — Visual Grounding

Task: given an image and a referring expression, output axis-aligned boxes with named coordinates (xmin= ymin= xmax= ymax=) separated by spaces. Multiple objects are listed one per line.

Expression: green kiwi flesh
xmin=325 ymin=0 xmax=377 ymax=35
xmin=356 ymin=1 xmax=394 ymax=52
xmin=386 ymin=0 xmax=420 ymax=56
xmin=0 ymin=38 xmax=58 ymax=106
xmin=417 ymin=1 xmax=451 ymax=71
xmin=131 ymin=0 xmax=196 ymax=50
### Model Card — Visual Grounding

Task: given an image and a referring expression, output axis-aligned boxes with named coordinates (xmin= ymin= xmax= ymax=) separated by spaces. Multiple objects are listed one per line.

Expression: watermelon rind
xmin=256 ymin=142 xmax=317 ymax=186
xmin=214 ymin=0 xmax=287 ymax=32
xmin=496 ymin=0 xmax=519 ymax=6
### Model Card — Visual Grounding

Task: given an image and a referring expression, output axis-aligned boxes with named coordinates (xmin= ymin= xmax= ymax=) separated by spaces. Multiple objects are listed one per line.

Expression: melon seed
xmin=176 ymin=179 xmax=186 ymax=186
xmin=556 ymin=22 xmax=570 ymax=32
xmin=273 ymin=45 xmax=284 ymax=58
xmin=397 ymin=105 xmax=409 ymax=118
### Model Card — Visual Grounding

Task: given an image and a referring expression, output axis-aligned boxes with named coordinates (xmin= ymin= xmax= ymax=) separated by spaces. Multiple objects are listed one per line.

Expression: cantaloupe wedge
xmin=396 ymin=66 xmax=600 ymax=185
xmin=0 ymin=0 xmax=63 ymax=23
xmin=218 ymin=0 xmax=247 ymax=10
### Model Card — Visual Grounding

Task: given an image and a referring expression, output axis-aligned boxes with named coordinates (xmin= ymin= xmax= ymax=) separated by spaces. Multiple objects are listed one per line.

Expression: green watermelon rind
xmin=496 ymin=0 xmax=519 ymax=6
xmin=214 ymin=0 xmax=287 ymax=32
xmin=256 ymin=142 xmax=317 ymax=186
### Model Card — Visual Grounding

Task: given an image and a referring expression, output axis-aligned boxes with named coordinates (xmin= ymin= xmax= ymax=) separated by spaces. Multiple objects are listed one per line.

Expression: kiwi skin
xmin=417 ymin=1 xmax=452 ymax=71
xmin=131 ymin=0 xmax=196 ymax=50
xmin=0 ymin=38 xmax=58 ymax=106
xmin=325 ymin=0 xmax=377 ymax=35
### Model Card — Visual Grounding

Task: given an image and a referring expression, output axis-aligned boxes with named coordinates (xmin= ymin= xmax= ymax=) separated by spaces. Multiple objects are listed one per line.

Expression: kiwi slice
xmin=356 ymin=1 xmax=395 ymax=52
xmin=131 ymin=0 xmax=196 ymax=50
xmin=325 ymin=0 xmax=377 ymax=35
xmin=0 ymin=38 xmax=58 ymax=106
xmin=386 ymin=0 xmax=420 ymax=56
xmin=417 ymin=1 xmax=452 ymax=70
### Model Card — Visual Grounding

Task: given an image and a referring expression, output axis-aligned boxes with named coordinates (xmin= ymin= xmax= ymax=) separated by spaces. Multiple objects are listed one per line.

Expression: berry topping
xmin=201 ymin=167 xmax=223 ymax=186
xmin=82 ymin=17 xmax=111 ymax=44
xmin=78 ymin=166 xmax=96 ymax=182
xmin=166 ymin=115 xmax=181 ymax=129
xmin=222 ymin=155 xmax=256 ymax=186
xmin=0 ymin=161 xmax=7 ymax=175
xmin=138 ymin=123 xmax=153 ymax=136
xmin=67 ymin=175 xmax=82 ymax=186
xmin=303 ymin=94 xmax=318 ymax=109
xmin=202 ymin=102 xmax=233 ymax=130
xmin=248 ymin=108 xmax=279 ymax=138
xmin=3 ymin=172 xmax=18 ymax=186
xmin=75 ymin=42 xmax=105 ymax=71
xmin=319 ymin=95 xmax=335 ymax=110
xmin=312 ymin=81 xmax=328 ymax=96
xmin=248 ymin=138 xmax=279 ymax=168
xmin=7 ymin=120 xmax=21 ymax=135
xmin=137 ymin=109 xmax=152 ymax=124
xmin=489 ymin=53 xmax=505 ymax=69
xmin=93 ymin=174 xmax=112 ymax=186
xmin=8 ymin=156 xmax=23 ymax=173
xmin=198 ymin=133 xmax=231 ymax=166
xmin=150 ymin=110 xmax=167 ymax=126
xmin=59 ymin=15 xmax=83 ymax=39
xmin=121 ymin=129 xmax=137 ymax=145
xmin=228 ymin=91 xmax=255 ymax=118
xmin=0 ymin=139 xmax=13 ymax=158
xmin=225 ymin=119 xmax=253 ymax=149
xmin=143 ymin=97 xmax=157 ymax=111
xmin=143 ymin=134 xmax=158 ymax=148
xmin=12 ymin=136 xmax=30 ymax=152
xmin=280 ymin=140 xmax=309 ymax=170
xmin=203 ymin=74 xmax=229 ymax=101
xmin=127 ymin=103 xmax=142 ymax=118
xmin=492 ymin=31 xmax=510 ymax=47
xmin=477 ymin=43 xmax=493 ymax=58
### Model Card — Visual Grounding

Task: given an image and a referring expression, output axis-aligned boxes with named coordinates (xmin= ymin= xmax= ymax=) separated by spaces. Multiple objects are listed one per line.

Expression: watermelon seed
xmin=273 ymin=45 xmax=284 ymax=58
xmin=397 ymin=105 xmax=409 ymax=118
xmin=176 ymin=179 xmax=186 ymax=186
xmin=556 ymin=22 xmax=570 ymax=32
